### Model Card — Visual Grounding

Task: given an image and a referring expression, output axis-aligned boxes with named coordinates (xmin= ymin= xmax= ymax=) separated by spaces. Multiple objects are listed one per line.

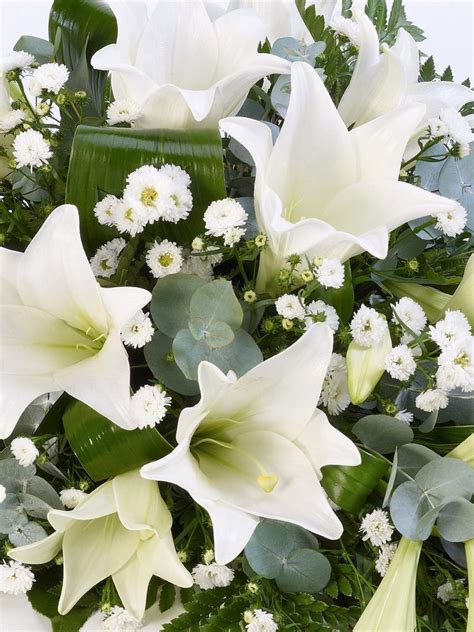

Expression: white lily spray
xmin=141 ymin=324 xmax=360 ymax=565
xmin=0 ymin=205 xmax=151 ymax=438
xmin=220 ymin=61 xmax=464 ymax=295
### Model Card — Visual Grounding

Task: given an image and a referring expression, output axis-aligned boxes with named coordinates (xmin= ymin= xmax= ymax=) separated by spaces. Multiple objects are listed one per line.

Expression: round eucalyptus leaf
xmin=0 ymin=508 xmax=29 ymax=534
xmin=151 ymin=273 xmax=206 ymax=338
xmin=144 ymin=331 xmax=200 ymax=396
xmin=271 ymin=74 xmax=291 ymax=118
xmin=415 ymin=457 xmax=474 ymax=503
xmin=8 ymin=521 xmax=48 ymax=547
xmin=0 ymin=458 xmax=36 ymax=493
xmin=352 ymin=415 xmax=414 ymax=454
xmin=413 ymin=143 xmax=446 ymax=192
xmin=438 ymin=149 xmax=474 ymax=229
xmin=271 ymin=37 xmax=325 ymax=64
xmin=389 ymin=480 xmax=433 ymax=540
xmin=395 ymin=444 xmax=441 ymax=486
xmin=275 ymin=548 xmax=331 ymax=593
xmin=189 ymin=279 xmax=243 ymax=332
xmin=188 ymin=318 xmax=235 ymax=348
xmin=25 ymin=476 xmax=62 ymax=510
xmin=437 ymin=498 xmax=474 ymax=542
xmin=18 ymin=493 xmax=53 ymax=519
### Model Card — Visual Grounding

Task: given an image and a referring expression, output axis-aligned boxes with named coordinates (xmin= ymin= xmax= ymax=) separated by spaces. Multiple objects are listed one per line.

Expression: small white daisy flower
xmin=131 ymin=385 xmax=171 ymax=429
xmin=59 ymin=488 xmax=87 ymax=509
xmin=93 ymin=194 xmax=121 ymax=227
xmin=90 ymin=247 xmax=118 ymax=278
xmin=223 ymin=226 xmax=246 ymax=246
xmin=0 ymin=484 xmax=6 ymax=504
xmin=106 ymin=99 xmax=141 ymax=125
xmin=0 ymin=50 xmax=35 ymax=72
xmin=204 ymin=198 xmax=247 ymax=238
xmin=146 ymin=239 xmax=183 ymax=278
xmin=415 ymin=388 xmax=449 ymax=412
xmin=392 ymin=297 xmax=427 ymax=335
xmin=13 ymin=129 xmax=52 ymax=169
xmin=112 ymin=199 xmax=148 ymax=236
xmin=395 ymin=409 xmax=414 ymax=424
xmin=360 ymin=508 xmax=394 ymax=547
xmin=437 ymin=335 xmax=474 ymax=392
xmin=275 ymin=294 xmax=305 ymax=320
xmin=161 ymin=183 xmax=193 ymax=223
xmin=192 ymin=563 xmax=235 ymax=590
xmin=429 ymin=309 xmax=471 ymax=351
xmin=384 ymin=345 xmax=417 ymax=381
xmin=10 ymin=437 xmax=38 ymax=467
xmin=124 ymin=166 xmax=174 ymax=223
xmin=439 ymin=107 xmax=474 ymax=147
xmin=330 ymin=16 xmax=361 ymax=46
xmin=434 ymin=202 xmax=467 ymax=237
xmin=246 ymin=609 xmax=278 ymax=632
xmin=350 ymin=305 xmax=387 ymax=347
xmin=315 ymin=258 xmax=344 ymax=289
xmin=375 ymin=543 xmax=398 ymax=577
xmin=102 ymin=606 xmax=142 ymax=631
xmin=0 ymin=109 xmax=25 ymax=133
xmin=159 ymin=163 xmax=191 ymax=188
xmin=319 ymin=353 xmax=350 ymax=416
xmin=120 ymin=311 xmax=154 ymax=349
xmin=436 ymin=579 xmax=464 ymax=604
xmin=305 ymin=300 xmax=339 ymax=333
xmin=30 ymin=63 xmax=69 ymax=95
xmin=0 ymin=561 xmax=34 ymax=595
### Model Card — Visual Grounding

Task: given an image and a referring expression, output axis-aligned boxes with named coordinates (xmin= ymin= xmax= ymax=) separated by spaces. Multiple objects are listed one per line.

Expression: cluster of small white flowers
xmin=245 ymin=609 xmax=278 ymax=632
xmin=146 ymin=239 xmax=183 ymax=278
xmin=304 ymin=300 xmax=339 ymax=333
xmin=360 ymin=508 xmax=394 ymax=547
xmin=0 ymin=484 xmax=6 ymax=504
xmin=319 ymin=353 xmax=351 ymax=416
xmin=415 ymin=388 xmax=449 ymax=413
xmin=10 ymin=437 xmax=38 ymax=466
xmin=434 ymin=202 xmax=467 ymax=237
xmin=436 ymin=579 xmax=464 ymax=604
xmin=429 ymin=310 xmax=471 ymax=350
xmin=0 ymin=109 xmax=25 ymax=133
xmin=120 ymin=311 xmax=154 ymax=349
xmin=275 ymin=294 xmax=305 ymax=320
xmin=93 ymin=164 xmax=193 ymax=235
xmin=191 ymin=563 xmax=235 ymax=590
xmin=437 ymin=336 xmax=474 ymax=393
xmin=384 ymin=344 xmax=417 ymax=381
xmin=12 ymin=129 xmax=52 ymax=169
xmin=102 ymin=606 xmax=142 ymax=631
xmin=315 ymin=257 xmax=345 ymax=289
xmin=330 ymin=16 xmax=361 ymax=47
xmin=130 ymin=384 xmax=171 ymax=428
xmin=438 ymin=107 xmax=474 ymax=156
xmin=0 ymin=561 xmax=35 ymax=595
xmin=350 ymin=305 xmax=387 ymax=347
xmin=392 ymin=297 xmax=427 ymax=336
xmin=204 ymin=198 xmax=248 ymax=245
xmin=375 ymin=543 xmax=397 ymax=577
xmin=59 ymin=488 xmax=87 ymax=509
xmin=106 ymin=99 xmax=142 ymax=125
xmin=89 ymin=238 xmax=127 ymax=278
xmin=0 ymin=50 xmax=35 ymax=72
xmin=395 ymin=409 xmax=414 ymax=425
xmin=29 ymin=63 xmax=69 ymax=96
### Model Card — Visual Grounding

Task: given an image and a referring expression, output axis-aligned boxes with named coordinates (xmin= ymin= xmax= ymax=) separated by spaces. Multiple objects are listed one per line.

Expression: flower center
xmin=158 ymin=253 xmax=173 ymax=267
xmin=141 ymin=187 xmax=158 ymax=206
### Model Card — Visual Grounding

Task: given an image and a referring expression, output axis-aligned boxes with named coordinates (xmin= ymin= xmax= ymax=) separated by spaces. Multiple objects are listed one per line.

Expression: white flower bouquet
xmin=0 ymin=1 xmax=473 ymax=630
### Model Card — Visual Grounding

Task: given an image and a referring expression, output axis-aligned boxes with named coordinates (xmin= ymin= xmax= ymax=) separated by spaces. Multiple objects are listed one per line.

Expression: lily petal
xmin=0 ymin=247 xmax=22 ymax=304
xmin=9 ymin=532 xmax=63 ymax=565
xmin=101 ymin=286 xmax=151 ymax=331
xmin=48 ymin=482 xmax=117 ymax=533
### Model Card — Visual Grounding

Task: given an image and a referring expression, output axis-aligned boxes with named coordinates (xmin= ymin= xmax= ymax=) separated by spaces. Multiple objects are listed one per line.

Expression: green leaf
xmin=189 ymin=279 xmax=243 ymax=333
xmin=395 ymin=444 xmax=441 ymax=484
xmin=437 ymin=498 xmax=474 ymax=542
xmin=144 ymin=331 xmax=200 ymax=396
xmin=414 ymin=457 xmax=474 ymax=503
xmin=0 ymin=458 xmax=36 ymax=493
xmin=440 ymin=65 xmax=454 ymax=81
xmin=18 ymin=493 xmax=53 ymax=519
xmin=63 ymin=400 xmax=172 ymax=481
xmin=390 ymin=480 xmax=435 ymax=540
xmin=352 ymin=415 xmax=414 ymax=454
xmin=9 ymin=521 xmax=48 ymax=546
xmin=14 ymin=36 xmax=54 ymax=64
xmin=25 ymin=476 xmax=63 ymax=509
xmin=420 ymin=55 xmax=436 ymax=82
xmin=66 ymin=126 xmax=226 ymax=254
xmin=188 ymin=319 xmax=235 ymax=348
xmin=275 ymin=548 xmax=331 ymax=593
xmin=159 ymin=583 xmax=176 ymax=613
xmin=151 ymin=274 xmax=206 ymax=338
xmin=0 ymin=508 xmax=28 ymax=534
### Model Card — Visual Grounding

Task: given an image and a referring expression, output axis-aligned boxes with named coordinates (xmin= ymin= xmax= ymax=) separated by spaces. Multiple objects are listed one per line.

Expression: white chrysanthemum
xmin=319 ymin=353 xmax=350 ymax=416
xmin=204 ymin=198 xmax=248 ymax=238
xmin=384 ymin=345 xmax=417 ymax=381
xmin=130 ymin=385 xmax=171 ymax=429
xmin=90 ymin=247 xmax=117 ymax=278
xmin=429 ymin=309 xmax=471 ymax=351
xmin=246 ymin=609 xmax=278 ymax=632
xmin=10 ymin=437 xmax=38 ymax=467
xmin=437 ymin=335 xmax=474 ymax=392
xmin=93 ymin=194 xmax=120 ymax=226
xmin=315 ymin=258 xmax=345 ymax=289
xmin=392 ymin=297 xmax=427 ymax=335
xmin=162 ymin=183 xmax=193 ymax=223
xmin=146 ymin=239 xmax=183 ymax=278
xmin=102 ymin=606 xmax=142 ymax=631
xmin=0 ymin=50 xmax=35 ymax=72
xmin=375 ymin=543 xmax=398 ymax=577
xmin=192 ymin=563 xmax=235 ymax=590
xmin=350 ymin=305 xmax=387 ymax=347
xmin=106 ymin=99 xmax=141 ymax=125
xmin=0 ymin=484 xmax=6 ymax=504
xmin=124 ymin=167 xmax=174 ymax=222
xmin=160 ymin=163 xmax=191 ymax=188
xmin=439 ymin=107 xmax=474 ymax=146
xmin=0 ymin=109 xmax=25 ymax=133
xmin=30 ymin=63 xmax=69 ymax=95
xmin=360 ymin=508 xmax=394 ymax=547
xmin=434 ymin=202 xmax=467 ymax=237
xmin=0 ymin=561 xmax=34 ymax=595
xmin=120 ymin=311 xmax=154 ymax=349
xmin=12 ymin=129 xmax=52 ymax=169
xmin=112 ymin=199 xmax=148 ymax=236
xmin=59 ymin=488 xmax=87 ymax=509
xmin=223 ymin=226 xmax=246 ymax=246
xmin=395 ymin=409 xmax=414 ymax=425
xmin=330 ymin=16 xmax=361 ymax=47
xmin=275 ymin=294 xmax=305 ymax=320
xmin=305 ymin=300 xmax=339 ymax=333
xmin=436 ymin=579 xmax=464 ymax=604
xmin=415 ymin=388 xmax=449 ymax=412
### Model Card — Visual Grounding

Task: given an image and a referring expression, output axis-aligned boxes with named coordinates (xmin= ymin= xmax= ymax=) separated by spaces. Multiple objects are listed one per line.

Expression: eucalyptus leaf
xmin=271 ymin=37 xmax=325 ymax=64
xmin=389 ymin=480 xmax=433 ymax=540
xmin=144 ymin=331 xmax=200 ymax=396
xmin=438 ymin=149 xmax=474 ymax=229
xmin=437 ymin=498 xmax=474 ymax=542
xmin=395 ymin=444 xmax=441 ymax=485
xmin=0 ymin=458 xmax=36 ymax=493
xmin=14 ymin=35 xmax=54 ymax=64
xmin=271 ymin=75 xmax=292 ymax=118
xmin=0 ymin=508 xmax=29 ymax=534
xmin=352 ymin=415 xmax=414 ymax=454
xmin=9 ymin=522 xmax=48 ymax=547
xmin=151 ymin=274 xmax=206 ymax=338
xmin=275 ymin=548 xmax=331 ymax=593
xmin=414 ymin=457 xmax=474 ymax=503
xmin=189 ymin=279 xmax=243 ymax=334
xmin=25 ymin=476 xmax=62 ymax=509
xmin=18 ymin=493 xmax=54 ymax=519
xmin=188 ymin=319 xmax=235 ymax=348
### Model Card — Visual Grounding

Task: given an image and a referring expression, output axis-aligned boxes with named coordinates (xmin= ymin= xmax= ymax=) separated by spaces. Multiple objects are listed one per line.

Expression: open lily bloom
xmin=221 ymin=62 xmax=461 ymax=294
xmin=9 ymin=470 xmax=192 ymax=620
xmin=204 ymin=0 xmax=313 ymax=44
xmin=91 ymin=0 xmax=290 ymax=129
xmin=338 ymin=9 xmax=473 ymax=155
xmin=0 ymin=205 xmax=151 ymax=438
xmin=141 ymin=324 xmax=360 ymax=565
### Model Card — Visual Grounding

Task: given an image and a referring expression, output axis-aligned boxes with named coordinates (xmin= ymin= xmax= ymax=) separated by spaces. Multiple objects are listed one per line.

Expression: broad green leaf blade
xmin=63 ymin=400 xmax=172 ymax=482
xmin=275 ymin=548 xmax=331 ymax=593
xmin=66 ymin=126 xmax=227 ymax=254
xmin=14 ymin=36 xmax=54 ymax=64
xmin=352 ymin=415 xmax=414 ymax=454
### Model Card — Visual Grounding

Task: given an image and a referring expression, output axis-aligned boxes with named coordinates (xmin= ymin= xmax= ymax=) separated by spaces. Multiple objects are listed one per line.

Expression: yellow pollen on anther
xmin=257 ymin=473 xmax=278 ymax=493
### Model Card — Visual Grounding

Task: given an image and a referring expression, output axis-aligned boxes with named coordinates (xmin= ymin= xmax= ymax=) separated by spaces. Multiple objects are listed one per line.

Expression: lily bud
xmin=446 ymin=254 xmax=474 ymax=327
xmin=347 ymin=328 xmax=392 ymax=405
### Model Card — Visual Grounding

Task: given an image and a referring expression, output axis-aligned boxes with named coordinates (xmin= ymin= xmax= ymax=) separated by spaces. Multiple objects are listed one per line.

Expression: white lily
xmin=141 ymin=324 xmax=360 ymax=565
xmin=0 ymin=204 xmax=151 ymax=438
xmin=338 ymin=9 xmax=473 ymax=156
xmin=9 ymin=470 xmax=192 ymax=620
xmin=220 ymin=61 xmax=459 ymax=295
xmin=91 ymin=0 xmax=290 ymax=130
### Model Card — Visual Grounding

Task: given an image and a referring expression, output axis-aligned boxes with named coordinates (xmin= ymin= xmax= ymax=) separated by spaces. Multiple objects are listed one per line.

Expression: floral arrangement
xmin=0 ymin=1 xmax=473 ymax=631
